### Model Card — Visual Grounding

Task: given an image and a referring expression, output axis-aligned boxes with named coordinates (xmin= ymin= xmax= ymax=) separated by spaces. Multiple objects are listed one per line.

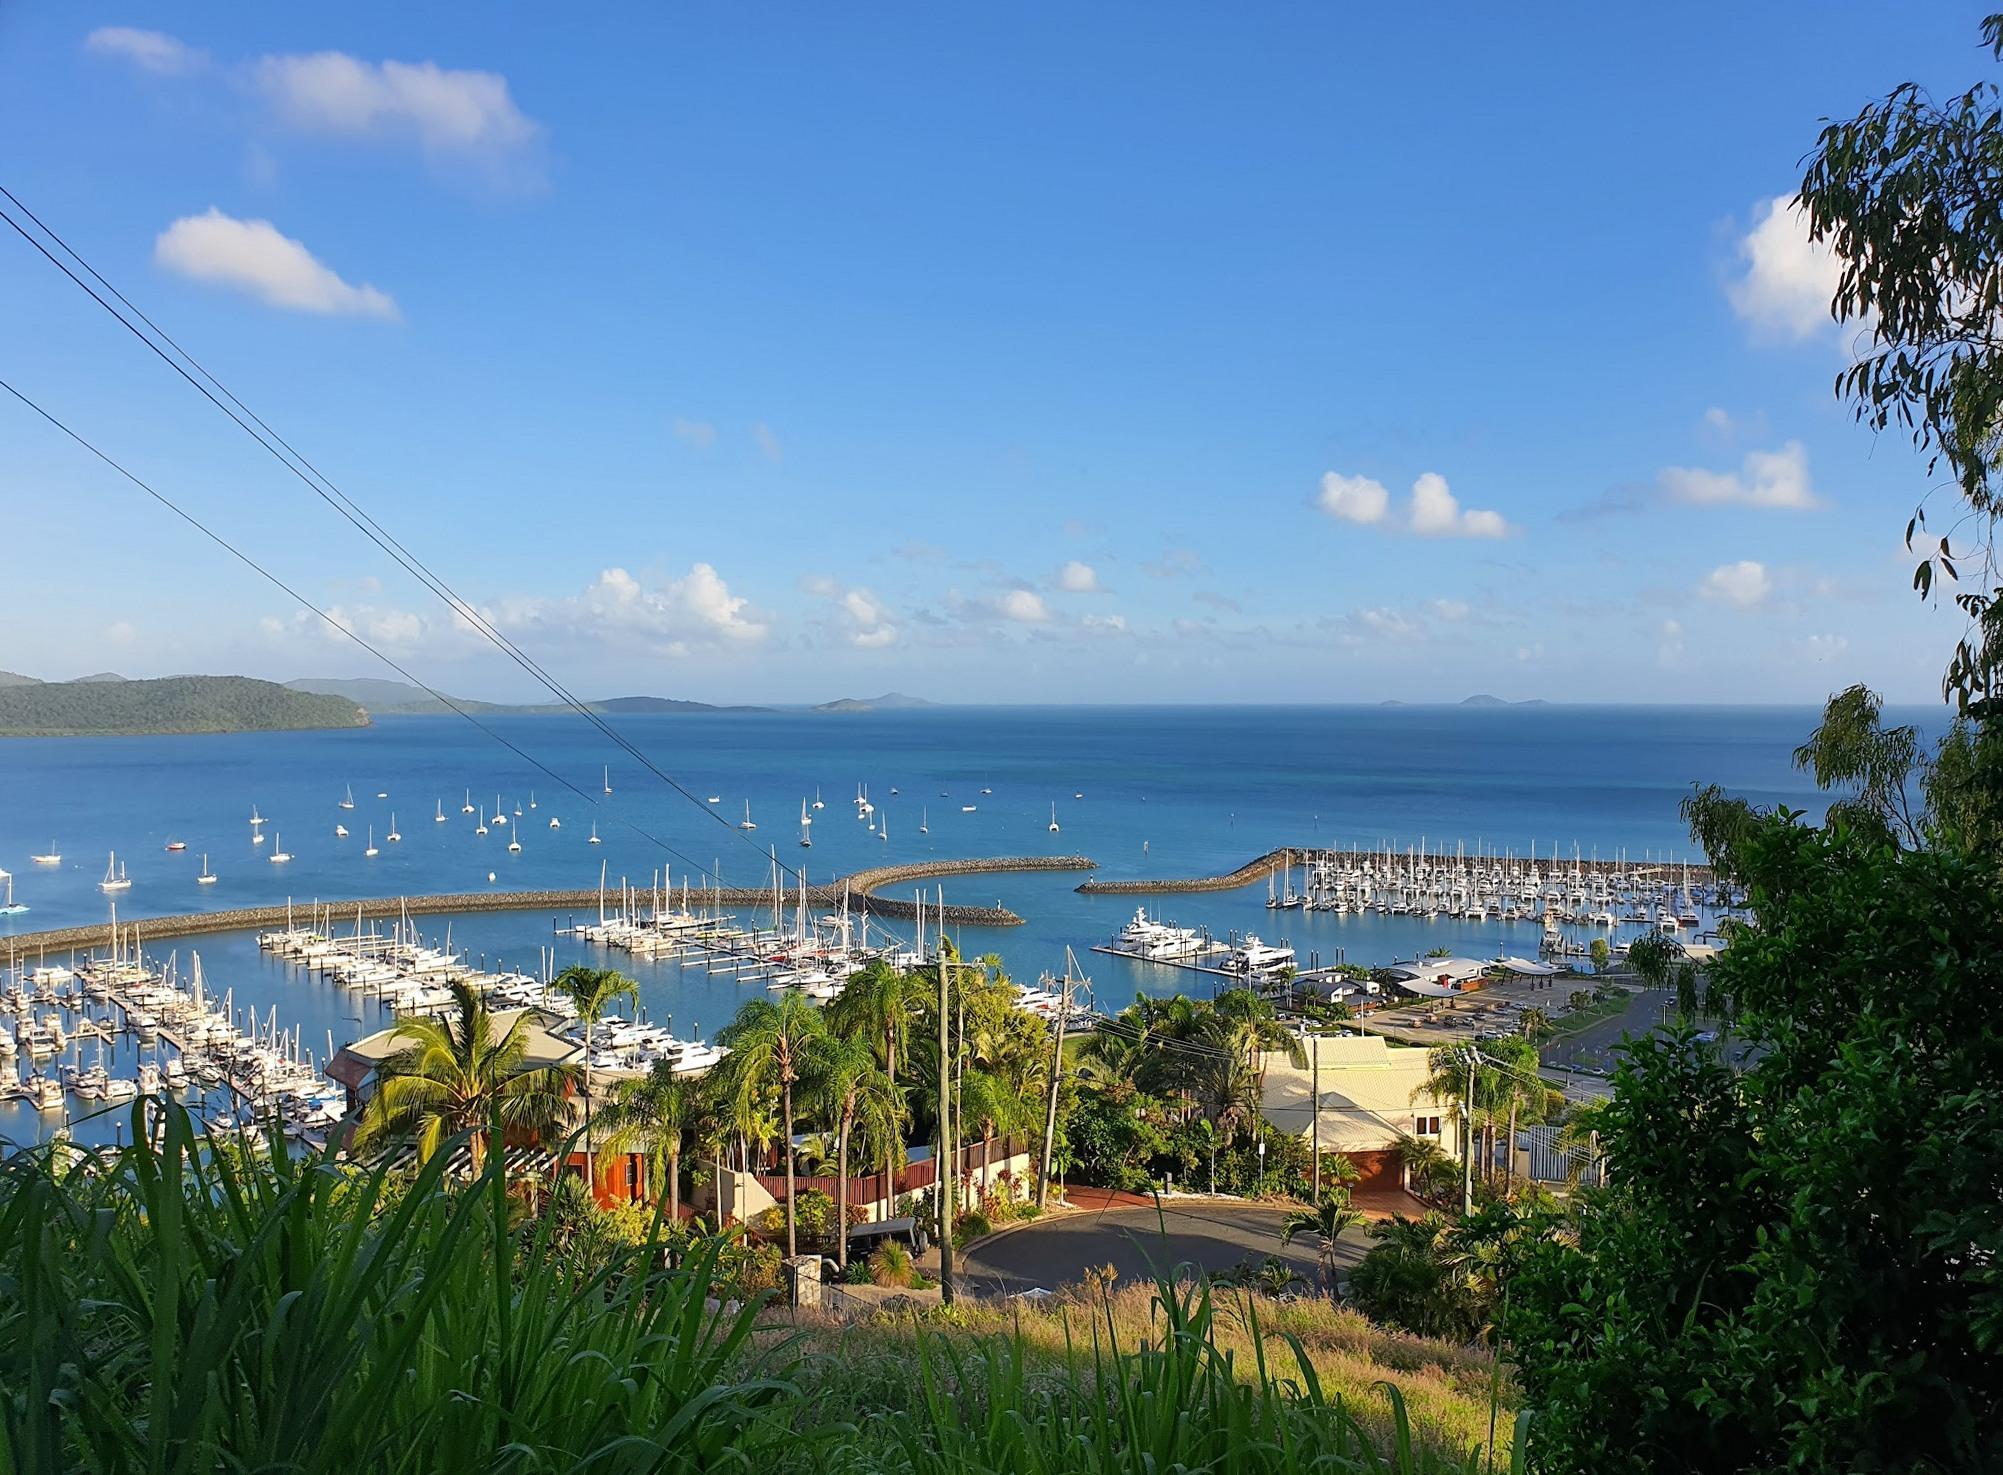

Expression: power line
xmin=0 ymin=186 xmax=803 ymax=886
xmin=0 ymin=374 xmax=722 ymax=884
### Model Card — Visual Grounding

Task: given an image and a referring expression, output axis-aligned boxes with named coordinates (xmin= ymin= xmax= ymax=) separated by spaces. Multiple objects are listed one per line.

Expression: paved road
xmin=955 ymin=1200 xmax=1370 ymax=1297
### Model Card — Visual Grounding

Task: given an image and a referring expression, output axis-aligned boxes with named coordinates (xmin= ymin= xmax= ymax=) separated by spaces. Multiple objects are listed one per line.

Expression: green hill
xmin=287 ymin=677 xmax=768 ymax=716
xmin=0 ymin=675 xmax=368 ymax=737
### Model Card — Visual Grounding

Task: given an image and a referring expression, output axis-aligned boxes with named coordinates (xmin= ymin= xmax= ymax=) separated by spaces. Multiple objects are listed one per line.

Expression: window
xmin=626 ymin=1157 xmax=640 ymax=1200
xmin=1414 ymin=1115 xmax=1442 ymax=1136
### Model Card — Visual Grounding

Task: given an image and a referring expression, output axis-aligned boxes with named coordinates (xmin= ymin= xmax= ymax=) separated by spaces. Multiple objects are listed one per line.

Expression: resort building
xmin=1260 ymin=1032 xmax=1457 ymax=1191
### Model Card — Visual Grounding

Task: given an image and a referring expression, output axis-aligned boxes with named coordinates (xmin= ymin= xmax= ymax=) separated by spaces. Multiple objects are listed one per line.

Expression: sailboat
xmin=602 ymin=766 xmax=612 ymax=796
xmin=250 ymin=806 xmax=266 ymax=844
xmin=528 ymin=791 xmax=537 ymax=809
xmin=99 ymin=852 xmax=132 ymax=892
xmin=0 ymin=872 xmax=26 ymax=916
xmin=800 ymin=798 xmax=813 ymax=829
xmin=385 ymin=814 xmax=401 ymax=843
xmin=339 ymin=784 xmax=355 ymax=811
xmin=364 ymin=827 xmax=378 ymax=859
xmin=588 ymin=822 xmax=601 ymax=846
xmin=434 ymin=800 xmax=446 ymax=823
xmin=880 ymin=812 xmax=889 ymax=843
xmin=513 ymin=802 xmax=522 ymax=818
xmin=799 ymin=802 xmax=812 ymax=848
xmin=268 ymin=833 xmax=292 ymax=864
xmin=739 ymin=801 xmax=758 ymax=832
xmin=548 ymin=815 xmax=561 ymax=829
xmin=919 ymin=807 xmax=928 ymax=835
xmin=811 ymin=786 xmax=825 ymax=811
xmin=476 ymin=807 xmax=489 ymax=837
xmin=492 ymin=794 xmax=507 ymax=827
xmin=196 ymin=853 xmax=217 ymax=885
xmin=981 ymin=778 xmax=993 ymax=795
xmin=335 ymin=823 xmax=349 ymax=838
xmin=1048 ymin=803 xmax=1060 ymax=834
xmin=30 ymin=845 xmax=59 ymax=865
xmin=462 ymin=789 xmax=475 ymax=814
xmin=508 ymin=834 xmax=522 ymax=854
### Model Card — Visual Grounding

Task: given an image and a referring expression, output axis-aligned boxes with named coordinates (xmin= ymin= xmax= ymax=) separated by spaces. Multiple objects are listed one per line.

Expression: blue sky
xmin=0 ymin=4 xmax=1982 ymax=704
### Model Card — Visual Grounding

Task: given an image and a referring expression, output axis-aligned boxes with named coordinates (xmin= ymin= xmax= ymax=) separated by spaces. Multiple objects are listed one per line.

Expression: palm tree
xmin=826 ymin=960 xmax=919 ymax=1183
xmin=716 ymin=993 xmax=827 ymax=1257
xmin=598 ymin=1063 xmax=696 ymax=1223
xmin=554 ymin=964 xmax=639 ymax=1183
xmin=1206 ymin=989 xmax=1306 ymax=1139
xmin=1281 ymin=1189 xmax=1365 ymax=1301
xmin=352 ymin=980 xmax=577 ymax=1177
xmin=804 ymin=1034 xmax=906 ymax=1269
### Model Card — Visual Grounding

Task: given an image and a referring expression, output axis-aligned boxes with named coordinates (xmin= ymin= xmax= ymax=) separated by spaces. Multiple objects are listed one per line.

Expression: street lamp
xmin=1256 ymin=1138 xmax=1266 ymax=1196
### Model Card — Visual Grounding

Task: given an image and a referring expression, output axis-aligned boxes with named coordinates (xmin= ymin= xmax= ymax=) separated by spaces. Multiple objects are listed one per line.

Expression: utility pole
xmin=1310 ymin=1029 xmax=1321 ymax=1203
xmin=1461 ymin=1045 xmax=1476 ymax=1217
xmin=1037 ymin=950 xmax=1077 ymax=1209
xmin=936 ymin=929 xmax=955 ymax=1305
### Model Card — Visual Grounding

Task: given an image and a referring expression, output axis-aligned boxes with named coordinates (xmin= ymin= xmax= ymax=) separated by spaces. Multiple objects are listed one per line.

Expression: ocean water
xmin=0 ymin=704 xmax=1901 ymax=1145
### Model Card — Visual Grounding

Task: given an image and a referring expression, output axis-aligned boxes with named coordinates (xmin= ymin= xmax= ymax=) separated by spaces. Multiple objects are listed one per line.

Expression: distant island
xmin=812 ymin=692 xmax=935 ymax=713
xmin=285 ymin=677 xmax=770 ymax=717
xmin=0 ymin=674 xmax=368 ymax=737
xmin=1459 ymin=694 xmax=1549 ymax=707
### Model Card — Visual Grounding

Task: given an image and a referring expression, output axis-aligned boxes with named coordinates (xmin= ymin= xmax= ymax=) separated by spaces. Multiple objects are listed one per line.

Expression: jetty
xmin=0 ymin=854 xmax=1099 ymax=955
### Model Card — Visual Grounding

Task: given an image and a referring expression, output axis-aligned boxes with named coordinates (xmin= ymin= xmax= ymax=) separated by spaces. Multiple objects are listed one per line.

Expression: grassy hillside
xmin=0 ymin=1108 xmax=1499 ymax=1472
xmin=0 ymin=675 xmax=368 ymax=736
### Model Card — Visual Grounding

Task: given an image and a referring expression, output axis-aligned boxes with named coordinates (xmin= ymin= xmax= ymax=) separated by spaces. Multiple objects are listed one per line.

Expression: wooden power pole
xmin=936 ymin=917 xmax=955 ymax=1305
xmin=1037 ymin=949 xmax=1077 ymax=1209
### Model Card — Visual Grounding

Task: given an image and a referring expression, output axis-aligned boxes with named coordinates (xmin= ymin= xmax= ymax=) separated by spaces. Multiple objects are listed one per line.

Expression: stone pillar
xmin=784 ymin=1254 xmax=823 ymax=1310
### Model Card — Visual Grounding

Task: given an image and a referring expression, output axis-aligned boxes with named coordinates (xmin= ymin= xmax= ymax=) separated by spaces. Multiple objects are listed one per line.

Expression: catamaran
xmin=435 ymin=800 xmax=446 ymax=823
xmin=99 ymin=852 xmax=132 ymax=892
xmin=508 ymin=834 xmax=523 ymax=854
xmin=335 ymin=823 xmax=349 ymax=838
xmin=268 ymin=833 xmax=292 ymax=864
xmin=492 ymin=794 xmax=507 ymax=826
xmin=462 ymin=789 xmax=475 ymax=814
xmin=602 ymin=766 xmax=612 ymax=796
xmin=386 ymin=814 xmax=401 ymax=843
xmin=588 ymin=822 xmax=601 ymax=845
xmin=811 ymin=786 xmax=825 ymax=811
xmin=476 ymin=807 xmax=489 ymax=837
xmin=739 ymin=801 xmax=758 ymax=831
xmin=364 ymin=827 xmax=378 ymax=858
xmin=196 ymin=853 xmax=217 ymax=885
xmin=1048 ymin=803 xmax=1060 ymax=834
xmin=339 ymin=784 xmax=355 ymax=811
xmin=549 ymin=815 xmax=561 ymax=829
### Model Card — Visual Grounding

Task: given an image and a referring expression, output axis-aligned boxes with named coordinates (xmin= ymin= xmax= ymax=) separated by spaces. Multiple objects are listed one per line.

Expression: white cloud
xmin=1080 ymin=613 xmax=1128 ymax=634
xmin=1429 ymin=598 xmax=1471 ymax=622
xmin=1056 ymin=560 xmax=1100 ymax=593
xmin=252 ymin=51 xmax=541 ymax=178
xmin=1409 ymin=472 xmax=1511 ymax=538
xmin=1318 ymin=469 xmax=1512 ymax=538
xmin=1660 ymin=440 xmax=1819 ymax=510
xmin=1797 ymin=633 xmax=1850 ymax=661
xmin=753 ymin=421 xmax=783 ymax=463
xmin=1000 ymin=589 xmax=1050 ymax=623
xmin=801 ymin=574 xmax=896 ymax=648
xmin=1657 ymin=619 xmax=1685 ymax=667
xmin=86 ymin=26 xmax=207 ymax=75
xmin=154 ymin=209 xmax=399 ymax=319
xmin=1317 ymin=472 xmax=1390 ymax=525
xmin=313 ymin=603 xmax=430 ymax=648
xmin=1703 ymin=406 xmax=1735 ymax=436
xmin=488 ymin=565 xmax=767 ymax=655
xmin=1728 ymin=197 xmax=1845 ymax=341
xmin=103 ymin=620 xmax=136 ymax=644
xmin=671 ymin=417 xmax=716 ymax=449
xmin=1700 ymin=560 xmax=1772 ymax=609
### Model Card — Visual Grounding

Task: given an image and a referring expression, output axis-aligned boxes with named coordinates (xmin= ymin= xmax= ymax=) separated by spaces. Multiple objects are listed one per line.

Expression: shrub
xmin=952 ymin=1209 xmax=993 ymax=1248
xmin=867 ymin=1240 xmax=916 ymax=1288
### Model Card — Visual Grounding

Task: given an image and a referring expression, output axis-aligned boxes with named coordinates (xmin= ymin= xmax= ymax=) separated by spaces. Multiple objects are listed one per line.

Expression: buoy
xmin=487 ymin=871 xmax=497 ymax=883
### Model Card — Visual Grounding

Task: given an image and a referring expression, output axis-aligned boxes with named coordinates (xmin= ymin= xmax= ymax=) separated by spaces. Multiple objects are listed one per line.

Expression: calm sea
xmin=0 ymin=704 xmax=1905 ymax=1144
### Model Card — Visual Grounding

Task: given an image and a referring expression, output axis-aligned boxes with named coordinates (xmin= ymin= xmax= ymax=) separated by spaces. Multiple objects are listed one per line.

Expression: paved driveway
xmin=955 ymin=1199 xmax=1370 ymax=1298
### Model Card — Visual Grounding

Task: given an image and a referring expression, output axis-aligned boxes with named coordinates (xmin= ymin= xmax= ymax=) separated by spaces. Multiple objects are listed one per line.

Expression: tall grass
xmin=0 ymin=1101 xmax=1503 ymax=1473
xmin=0 ymin=1100 xmax=781 ymax=1473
